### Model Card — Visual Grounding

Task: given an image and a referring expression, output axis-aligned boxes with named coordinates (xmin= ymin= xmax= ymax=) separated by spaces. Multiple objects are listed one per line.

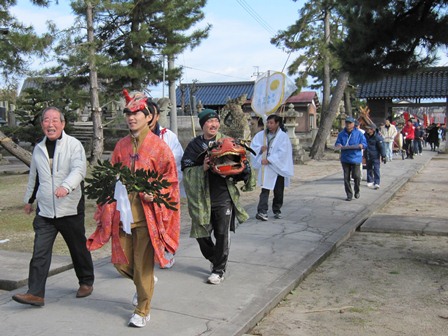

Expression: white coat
xmin=160 ymin=127 xmax=185 ymax=196
xmin=250 ymin=128 xmax=294 ymax=190
xmin=24 ymin=131 xmax=86 ymax=218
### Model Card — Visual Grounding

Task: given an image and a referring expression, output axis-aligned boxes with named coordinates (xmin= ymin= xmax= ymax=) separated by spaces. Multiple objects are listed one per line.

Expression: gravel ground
xmin=250 ymin=154 xmax=448 ymax=336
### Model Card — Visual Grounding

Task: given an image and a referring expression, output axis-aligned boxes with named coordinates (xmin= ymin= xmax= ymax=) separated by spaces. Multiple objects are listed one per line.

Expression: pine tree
xmin=60 ymin=0 xmax=211 ymax=94
xmin=0 ymin=0 xmax=54 ymax=85
xmin=335 ymin=0 xmax=448 ymax=81
xmin=275 ymin=0 xmax=448 ymax=159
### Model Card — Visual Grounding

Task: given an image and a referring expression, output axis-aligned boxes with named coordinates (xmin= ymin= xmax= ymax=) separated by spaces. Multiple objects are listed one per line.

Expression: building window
xmin=309 ymin=114 xmax=315 ymax=129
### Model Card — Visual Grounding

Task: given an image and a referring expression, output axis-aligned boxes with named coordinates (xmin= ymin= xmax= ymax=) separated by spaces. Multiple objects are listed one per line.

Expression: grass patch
xmin=0 ymin=173 xmax=99 ymax=256
xmin=0 ymin=174 xmax=29 ymax=210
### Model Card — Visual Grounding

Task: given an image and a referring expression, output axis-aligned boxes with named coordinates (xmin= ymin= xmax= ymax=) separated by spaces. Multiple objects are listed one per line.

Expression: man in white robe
xmin=148 ymin=100 xmax=184 ymax=268
xmin=250 ymin=114 xmax=294 ymax=221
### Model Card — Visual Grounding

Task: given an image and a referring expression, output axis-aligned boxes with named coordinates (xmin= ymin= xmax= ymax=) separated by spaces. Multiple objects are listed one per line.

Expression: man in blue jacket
xmin=364 ymin=124 xmax=386 ymax=190
xmin=335 ymin=116 xmax=368 ymax=201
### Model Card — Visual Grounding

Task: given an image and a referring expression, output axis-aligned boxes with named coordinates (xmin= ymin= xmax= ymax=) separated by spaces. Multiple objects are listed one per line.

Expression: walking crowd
xmin=8 ymin=96 xmax=444 ymax=329
xmin=335 ymin=115 xmax=444 ymax=202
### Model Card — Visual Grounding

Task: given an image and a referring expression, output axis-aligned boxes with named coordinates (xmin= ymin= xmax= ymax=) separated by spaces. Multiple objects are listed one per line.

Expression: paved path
xmin=0 ymin=149 xmax=446 ymax=336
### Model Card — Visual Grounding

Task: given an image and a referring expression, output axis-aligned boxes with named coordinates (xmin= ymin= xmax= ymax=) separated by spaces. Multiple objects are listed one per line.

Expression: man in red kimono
xmin=87 ymin=90 xmax=180 ymax=328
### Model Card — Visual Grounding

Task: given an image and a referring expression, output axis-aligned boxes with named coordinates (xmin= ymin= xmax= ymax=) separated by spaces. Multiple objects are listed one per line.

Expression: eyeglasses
xmin=42 ymin=118 xmax=62 ymax=124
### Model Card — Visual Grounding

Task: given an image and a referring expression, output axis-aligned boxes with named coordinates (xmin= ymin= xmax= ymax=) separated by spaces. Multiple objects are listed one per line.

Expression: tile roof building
xmin=356 ymin=67 xmax=448 ymax=124
xmin=176 ymin=81 xmax=320 ymax=132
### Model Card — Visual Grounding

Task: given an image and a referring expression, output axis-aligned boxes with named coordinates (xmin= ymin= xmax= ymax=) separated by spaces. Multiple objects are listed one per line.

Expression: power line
xmin=235 ymin=0 xmax=275 ymax=35
xmin=182 ymin=65 xmax=249 ymax=81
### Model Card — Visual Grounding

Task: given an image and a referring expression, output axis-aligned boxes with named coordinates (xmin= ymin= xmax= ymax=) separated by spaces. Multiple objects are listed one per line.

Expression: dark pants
xmin=366 ymin=158 xmax=381 ymax=185
xmin=196 ymin=202 xmax=233 ymax=276
xmin=342 ymin=162 xmax=361 ymax=199
xmin=27 ymin=213 xmax=94 ymax=298
xmin=257 ymin=175 xmax=285 ymax=215
xmin=404 ymin=139 xmax=414 ymax=158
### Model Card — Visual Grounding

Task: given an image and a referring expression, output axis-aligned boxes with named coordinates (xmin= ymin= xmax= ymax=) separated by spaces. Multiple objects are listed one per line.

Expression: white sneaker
xmin=207 ymin=273 xmax=224 ymax=285
xmin=128 ymin=313 xmax=150 ymax=328
xmin=160 ymin=252 xmax=175 ymax=269
xmin=374 ymin=184 xmax=380 ymax=189
xmin=367 ymin=182 xmax=374 ymax=188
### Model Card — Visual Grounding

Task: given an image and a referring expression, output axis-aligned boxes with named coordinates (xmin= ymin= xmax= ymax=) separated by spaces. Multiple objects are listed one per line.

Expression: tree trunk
xmin=168 ymin=55 xmax=178 ymax=134
xmin=87 ymin=2 xmax=104 ymax=165
xmin=344 ymin=89 xmax=352 ymax=117
xmin=309 ymin=71 xmax=350 ymax=159
xmin=0 ymin=130 xmax=32 ymax=167
xmin=322 ymin=8 xmax=331 ymax=118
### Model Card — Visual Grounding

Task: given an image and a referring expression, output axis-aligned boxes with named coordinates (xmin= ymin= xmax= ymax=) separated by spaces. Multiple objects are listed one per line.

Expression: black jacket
xmin=364 ymin=130 xmax=386 ymax=161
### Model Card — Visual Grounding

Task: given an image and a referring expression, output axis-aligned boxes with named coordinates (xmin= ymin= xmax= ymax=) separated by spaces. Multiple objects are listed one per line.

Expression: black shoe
xmin=355 ymin=192 xmax=360 ymax=199
xmin=345 ymin=197 xmax=352 ymax=201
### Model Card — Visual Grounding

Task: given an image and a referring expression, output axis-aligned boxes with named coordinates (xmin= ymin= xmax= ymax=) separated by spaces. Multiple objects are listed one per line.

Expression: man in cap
xmin=363 ymin=124 xmax=386 ymax=190
xmin=87 ymin=90 xmax=180 ymax=328
xmin=181 ymin=109 xmax=254 ymax=285
xmin=335 ymin=116 xmax=367 ymax=201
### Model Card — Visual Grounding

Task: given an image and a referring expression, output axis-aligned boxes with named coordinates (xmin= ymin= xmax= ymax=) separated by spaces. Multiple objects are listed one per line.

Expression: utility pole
xmin=168 ymin=55 xmax=178 ymax=134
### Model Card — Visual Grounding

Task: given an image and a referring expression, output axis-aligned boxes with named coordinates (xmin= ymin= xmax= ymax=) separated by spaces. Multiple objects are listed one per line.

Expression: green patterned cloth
xmin=182 ymin=133 xmax=256 ymax=238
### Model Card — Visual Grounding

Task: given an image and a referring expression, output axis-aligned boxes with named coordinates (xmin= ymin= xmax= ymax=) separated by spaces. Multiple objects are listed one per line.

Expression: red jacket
xmin=401 ymin=124 xmax=415 ymax=140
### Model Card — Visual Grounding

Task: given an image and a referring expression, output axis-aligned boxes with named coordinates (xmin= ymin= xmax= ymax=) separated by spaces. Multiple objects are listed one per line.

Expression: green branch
xmin=85 ymin=160 xmax=178 ymax=211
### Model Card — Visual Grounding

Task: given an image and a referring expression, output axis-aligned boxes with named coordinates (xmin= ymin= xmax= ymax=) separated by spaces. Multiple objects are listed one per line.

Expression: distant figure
xmin=413 ymin=124 xmax=424 ymax=155
xmin=402 ymin=119 xmax=415 ymax=159
xmin=380 ymin=119 xmax=398 ymax=161
xmin=364 ymin=124 xmax=386 ymax=190
xmin=334 ymin=116 xmax=367 ymax=201
xmin=12 ymin=107 xmax=94 ymax=307
xmin=250 ymin=114 xmax=294 ymax=221
xmin=427 ymin=123 xmax=439 ymax=151
xmin=354 ymin=119 xmax=365 ymax=180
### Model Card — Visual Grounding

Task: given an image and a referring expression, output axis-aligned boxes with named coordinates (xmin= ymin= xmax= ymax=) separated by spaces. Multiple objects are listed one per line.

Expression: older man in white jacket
xmin=12 ymin=107 xmax=94 ymax=307
xmin=250 ymin=114 xmax=294 ymax=221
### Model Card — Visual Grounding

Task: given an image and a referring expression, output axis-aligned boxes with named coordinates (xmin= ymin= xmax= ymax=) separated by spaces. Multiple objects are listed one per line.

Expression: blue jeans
xmin=384 ymin=141 xmax=393 ymax=160
xmin=413 ymin=139 xmax=422 ymax=154
xmin=366 ymin=158 xmax=381 ymax=185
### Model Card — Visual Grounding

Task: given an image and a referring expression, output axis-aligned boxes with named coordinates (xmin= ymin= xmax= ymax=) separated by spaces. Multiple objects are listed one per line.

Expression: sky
xmin=10 ymin=0 xmax=304 ymax=97
xmin=9 ymin=0 xmax=448 ymax=99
